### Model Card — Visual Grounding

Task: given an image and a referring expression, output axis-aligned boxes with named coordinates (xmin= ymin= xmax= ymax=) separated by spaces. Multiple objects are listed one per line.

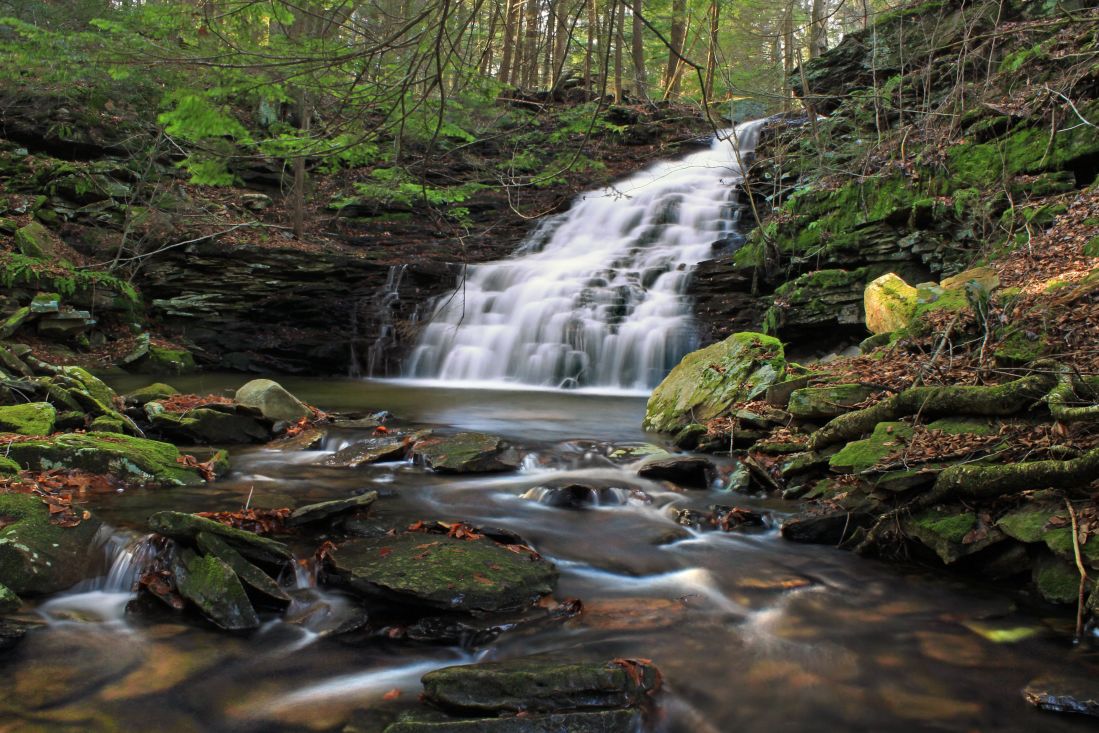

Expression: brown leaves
xmin=0 ymin=469 xmax=119 ymax=527
xmin=611 ymin=658 xmax=662 ymax=694
xmin=177 ymin=453 xmax=218 ymax=481
xmin=194 ymin=507 xmax=290 ymax=534
xmin=158 ymin=393 xmax=236 ymax=413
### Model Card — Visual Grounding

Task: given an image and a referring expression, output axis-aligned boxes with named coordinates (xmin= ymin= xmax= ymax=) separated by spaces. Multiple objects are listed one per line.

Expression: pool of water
xmin=2 ymin=376 xmax=1096 ymax=731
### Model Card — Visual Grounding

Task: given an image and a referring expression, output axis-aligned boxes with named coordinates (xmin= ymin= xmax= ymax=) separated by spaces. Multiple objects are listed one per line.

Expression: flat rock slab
xmin=328 ymin=533 xmax=556 ymax=613
xmin=411 ymin=433 xmax=520 ymax=473
xmin=636 ymin=455 xmax=715 ymax=489
xmin=288 ymin=491 xmax=378 ymax=526
xmin=1024 ymin=676 xmax=1099 ymax=717
xmin=324 ymin=437 xmax=409 ymax=468
xmin=149 ymin=511 xmax=292 ymax=565
xmin=172 ymin=549 xmax=259 ymax=631
xmin=421 ymin=657 xmax=661 ymax=714
xmin=382 ymin=709 xmax=640 ymax=733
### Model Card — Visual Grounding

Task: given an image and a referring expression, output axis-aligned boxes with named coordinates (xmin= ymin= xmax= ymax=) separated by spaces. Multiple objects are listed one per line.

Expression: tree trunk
xmin=663 ymin=0 xmax=686 ymax=93
xmin=498 ymin=0 xmax=521 ymax=83
xmin=703 ymin=0 xmax=718 ymax=102
xmin=783 ymin=2 xmax=795 ymax=111
xmin=614 ymin=0 xmax=625 ymax=101
xmin=523 ymin=0 xmax=539 ymax=87
xmin=510 ymin=0 xmax=525 ymax=86
xmin=631 ymin=0 xmax=646 ymax=100
xmin=809 ymin=0 xmax=827 ymax=59
xmin=584 ymin=0 xmax=596 ymax=94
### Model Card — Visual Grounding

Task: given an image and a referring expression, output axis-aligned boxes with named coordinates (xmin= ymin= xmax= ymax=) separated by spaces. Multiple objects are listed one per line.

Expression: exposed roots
xmin=919 ymin=447 xmax=1099 ymax=506
xmin=1047 ymin=366 xmax=1099 ymax=424
xmin=807 ymin=371 xmax=1056 ymax=450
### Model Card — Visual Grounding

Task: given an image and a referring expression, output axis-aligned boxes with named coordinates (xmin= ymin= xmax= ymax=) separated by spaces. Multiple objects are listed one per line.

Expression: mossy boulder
xmin=864 ymin=273 xmax=918 ymax=334
xmin=129 ymin=343 xmax=196 ymax=375
xmin=829 ymin=422 xmax=913 ymax=473
xmin=194 ymin=532 xmax=290 ymax=606
xmin=234 ymin=379 xmax=310 ymax=423
xmin=420 ymin=657 xmax=661 ymax=714
xmin=13 ymin=222 xmax=56 ymax=259
xmin=0 ymin=403 xmax=56 ymax=436
xmin=1032 ymin=553 xmax=1080 ymax=605
xmin=643 ymin=332 xmax=785 ymax=434
xmin=788 ymin=384 xmax=879 ymax=420
xmin=0 ymin=493 xmax=103 ymax=595
xmin=411 ymin=433 xmax=520 ymax=474
xmin=4 ymin=432 xmax=206 ymax=486
xmin=328 ymin=533 xmax=557 ymax=613
xmin=148 ymin=511 xmax=292 ymax=565
xmin=172 ymin=548 xmax=259 ymax=631
xmin=124 ymin=382 xmax=179 ymax=406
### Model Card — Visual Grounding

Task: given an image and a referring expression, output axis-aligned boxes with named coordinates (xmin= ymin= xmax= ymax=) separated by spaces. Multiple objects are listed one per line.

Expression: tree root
xmin=1047 ymin=365 xmax=1099 ymax=424
xmin=918 ymin=447 xmax=1099 ymax=506
xmin=808 ymin=371 xmax=1056 ymax=450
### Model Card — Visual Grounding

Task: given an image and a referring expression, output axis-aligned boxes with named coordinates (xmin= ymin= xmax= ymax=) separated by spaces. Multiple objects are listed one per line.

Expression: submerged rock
xmin=149 ymin=511 xmax=292 ymax=565
xmin=643 ymin=332 xmax=785 ymax=434
xmin=327 ymin=533 xmax=556 ymax=613
xmin=420 ymin=657 xmax=661 ymax=714
xmin=234 ymin=379 xmax=311 ymax=422
xmin=0 ymin=493 xmax=103 ymax=595
xmin=4 ymin=432 xmax=207 ymax=486
xmin=1024 ymin=675 xmax=1099 ymax=718
xmin=636 ymin=454 xmax=715 ymax=489
xmin=0 ymin=402 xmax=56 ymax=436
xmin=173 ymin=548 xmax=259 ymax=631
xmin=521 ymin=483 xmax=634 ymax=509
xmin=381 ymin=708 xmax=641 ymax=733
xmin=411 ymin=433 xmax=520 ymax=474
xmin=0 ymin=618 xmax=32 ymax=651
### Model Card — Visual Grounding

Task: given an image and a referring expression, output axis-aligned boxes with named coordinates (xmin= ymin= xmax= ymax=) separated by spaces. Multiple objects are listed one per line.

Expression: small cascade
xmin=361 ymin=264 xmax=415 ymax=377
xmin=408 ymin=120 xmax=766 ymax=390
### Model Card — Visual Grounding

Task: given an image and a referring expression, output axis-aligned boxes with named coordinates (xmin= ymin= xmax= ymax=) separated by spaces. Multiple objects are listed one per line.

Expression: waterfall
xmin=407 ymin=119 xmax=766 ymax=390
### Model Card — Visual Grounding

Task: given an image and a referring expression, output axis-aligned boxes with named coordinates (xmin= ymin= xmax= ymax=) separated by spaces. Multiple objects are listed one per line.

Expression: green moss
xmin=925 ymin=418 xmax=996 ymax=436
xmin=829 ymin=421 xmax=913 ymax=473
xmin=0 ymin=492 xmax=103 ymax=595
xmin=643 ymin=332 xmax=785 ymax=433
xmin=3 ymin=432 xmax=205 ymax=486
xmin=0 ymin=403 xmax=56 ymax=436
xmin=89 ymin=416 xmax=125 ymax=433
xmin=994 ymin=329 xmax=1047 ymax=366
xmin=0 ymin=581 xmax=20 ymax=613
xmin=124 ymin=382 xmax=179 ymax=405
xmin=0 ymin=457 xmax=19 ymax=476
xmin=914 ymin=512 xmax=975 ymax=544
xmin=789 ymin=384 xmax=879 ymax=420
xmin=13 ymin=222 xmax=53 ymax=259
xmin=997 ymin=506 xmax=1057 ymax=543
xmin=1033 ymin=554 xmax=1079 ymax=604
xmin=1084 ymin=236 xmax=1099 ymax=257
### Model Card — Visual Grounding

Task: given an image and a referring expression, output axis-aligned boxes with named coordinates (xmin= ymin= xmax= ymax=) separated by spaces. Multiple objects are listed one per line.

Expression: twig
xmin=1066 ymin=498 xmax=1088 ymax=642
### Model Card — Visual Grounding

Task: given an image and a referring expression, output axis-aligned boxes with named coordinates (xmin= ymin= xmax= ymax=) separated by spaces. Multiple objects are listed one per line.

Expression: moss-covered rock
xmin=0 ymin=493 xmax=103 ymax=595
xmin=1032 ymin=553 xmax=1080 ymax=605
xmin=0 ymin=403 xmax=56 ymax=436
xmin=904 ymin=507 xmax=1004 ymax=564
xmin=13 ymin=222 xmax=55 ymax=259
xmin=89 ymin=415 xmax=125 ymax=433
xmin=411 ymin=433 xmax=520 ymax=474
xmin=148 ymin=511 xmax=292 ymax=565
xmin=940 ymin=266 xmax=1000 ymax=292
xmin=788 ymin=384 xmax=879 ymax=420
xmin=420 ymin=657 xmax=661 ymax=714
xmin=328 ymin=533 xmax=557 ymax=613
xmin=172 ymin=548 xmax=259 ymax=631
xmin=0 ymin=581 xmax=21 ymax=613
xmin=864 ymin=273 xmax=918 ymax=334
xmin=4 ymin=433 xmax=205 ymax=486
xmin=829 ymin=421 xmax=913 ymax=473
xmin=124 ymin=382 xmax=179 ymax=406
xmin=194 ymin=532 xmax=290 ymax=606
xmin=0 ymin=306 xmax=32 ymax=339
xmin=147 ymin=407 xmax=270 ymax=445
xmin=643 ymin=332 xmax=785 ymax=434
xmin=0 ymin=457 xmax=20 ymax=476
xmin=234 ymin=378 xmax=309 ymax=422
xmin=127 ymin=343 xmax=196 ymax=375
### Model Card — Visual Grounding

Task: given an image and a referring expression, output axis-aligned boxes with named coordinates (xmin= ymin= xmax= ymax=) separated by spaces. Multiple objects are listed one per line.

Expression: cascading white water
xmin=408 ymin=119 xmax=766 ymax=390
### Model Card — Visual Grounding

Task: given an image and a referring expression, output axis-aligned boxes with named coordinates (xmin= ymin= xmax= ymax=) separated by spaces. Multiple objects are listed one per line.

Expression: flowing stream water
xmin=408 ymin=121 xmax=764 ymax=390
xmin=1 ymin=375 xmax=1097 ymax=732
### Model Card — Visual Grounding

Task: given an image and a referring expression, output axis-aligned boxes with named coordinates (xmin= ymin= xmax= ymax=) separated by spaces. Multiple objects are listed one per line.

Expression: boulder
xmin=234 ymin=379 xmax=310 ymax=422
xmin=172 ymin=548 xmax=259 ymax=631
xmin=411 ymin=433 xmax=520 ymax=474
xmin=636 ymin=455 xmax=715 ymax=489
xmin=147 ymin=407 xmax=270 ymax=444
xmin=327 ymin=533 xmax=556 ymax=613
xmin=123 ymin=334 xmax=197 ymax=375
xmin=4 ymin=432 xmax=206 ymax=486
xmin=0 ymin=493 xmax=103 ymax=595
xmin=904 ymin=507 xmax=1004 ymax=565
xmin=124 ymin=382 xmax=179 ymax=406
xmin=194 ymin=532 xmax=290 ymax=605
xmin=0 ymin=403 xmax=56 ymax=436
xmin=864 ymin=273 xmax=918 ymax=334
xmin=420 ymin=657 xmax=661 ymax=714
xmin=643 ymin=332 xmax=785 ymax=434
xmin=148 ymin=511 xmax=292 ymax=565
xmin=13 ymin=222 xmax=57 ymax=259
xmin=288 ymin=491 xmax=378 ymax=526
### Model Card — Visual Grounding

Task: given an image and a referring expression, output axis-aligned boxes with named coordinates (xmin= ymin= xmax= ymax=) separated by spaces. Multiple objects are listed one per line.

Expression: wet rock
xmin=124 ymin=382 xmax=179 ymax=406
xmin=382 ymin=708 xmax=641 ymax=732
xmin=4 ymin=432 xmax=206 ymax=486
xmin=636 ymin=455 xmax=715 ymax=489
xmin=149 ymin=511 xmax=293 ymax=565
xmin=1024 ymin=675 xmax=1099 ymax=718
xmin=671 ymin=423 xmax=707 ymax=450
xmin=903 ymin=507 xmax=1004 ymax=565
xmin=643 ymin=332 xmax=786 ymax=433
xmin=411 ymin=433 xmax=520 ymax=474
xmin=235 ymin=378 xmax=311 ymax=422
xmin=672 ymin=505 xmax=769 ymax=532
xmin=194 ymin=531 xmax=291 ymax=606
xmin=325 ymin=437 xmax=411 ymax=467
xmin=269 ymin=426 xmax=325 ymax=451
xmin=327 ymin=533 xmax=556 ymax=613
xmin=788 ymin=384 xmax=879 ymax=420
xmin=288 ymin=491 xmax=379 ymax=526
xmin=521 ymin=483 xmax=634 ymax=509
xmin=0 ymin=581 xmax=22 ymax=613
xmin=420 ymin=657 xmax=660 ymax=714
xmin=605 ymin=443 xmax=665 ymax=462
xmin=1032 ymin=553 xmax=1079 ymax=604
xmin=0 ymin=618 xmax=33 ymax=651
xmin=173 ymin=548 xmax=259 ymax=631
xmin=147 ymin=406 xmax=270 ymax=444
xmin=0 ymin=402 xmax=56 ymax=435
xmin=780 ymin=510 xmax=873 ymax=545
xmin=0 ymin=493 xmax=103 ymax=594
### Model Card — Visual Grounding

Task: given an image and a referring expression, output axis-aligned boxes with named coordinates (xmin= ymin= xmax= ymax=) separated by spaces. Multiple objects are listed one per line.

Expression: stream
xmin=2 ymin=375 xmax=1098 ymax=731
